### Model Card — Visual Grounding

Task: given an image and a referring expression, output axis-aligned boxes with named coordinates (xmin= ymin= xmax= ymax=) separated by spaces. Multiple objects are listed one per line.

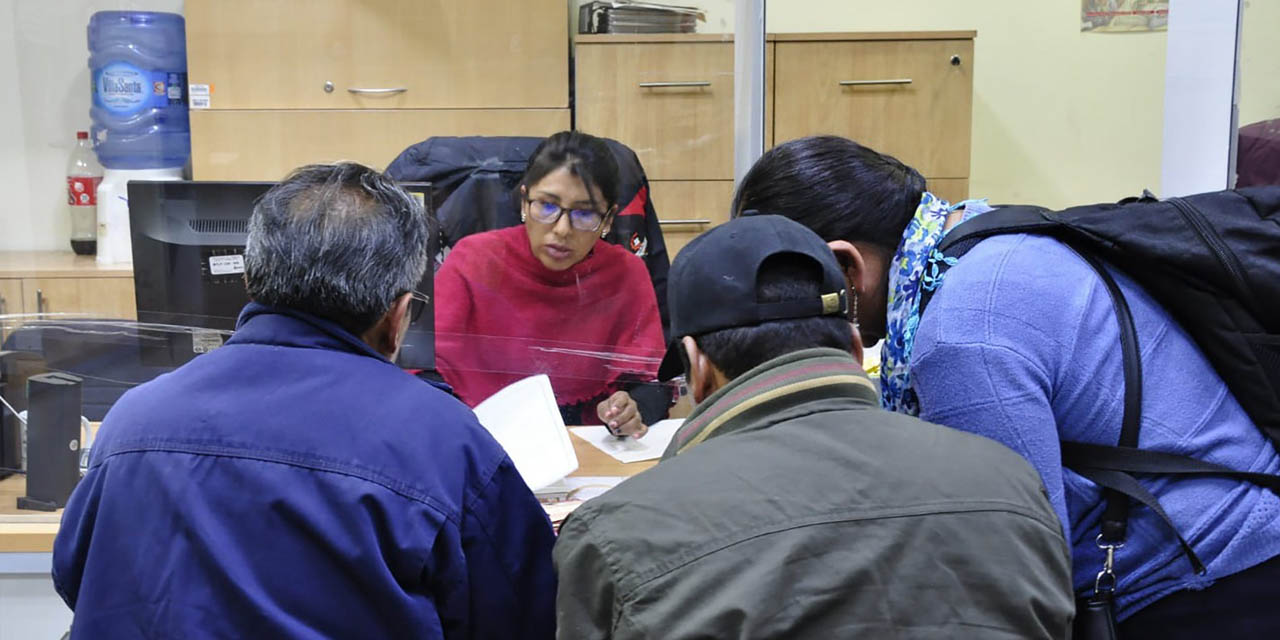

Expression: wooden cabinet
xmin=191 ymin=109 xmax=571 ymax=181
xmin=0 ymin=279 xmax=21 ymax=340
xmin=576 ymin=35 xmax=751 ymax=258
xmin=186 ymin=0 xmax=572 ymax=181
xmin=577 ymin=38 xmax=736 ymax=181
xmin=773 ymin=33 xmax=974 ymax=186
xmin=186 ymin=0 xmax=568 ymax=110
xmin=0 ymin=254 xmax=137 ymax=332
xmin=649 ymin=181 xmax=736 ymax=257
xmin=576 ymin=32 xmax=974 ymax=256
xmin=926 ymin=179 xmax=970 ymax=206
xmin=21 ymin=278 xmax=136 ymax=321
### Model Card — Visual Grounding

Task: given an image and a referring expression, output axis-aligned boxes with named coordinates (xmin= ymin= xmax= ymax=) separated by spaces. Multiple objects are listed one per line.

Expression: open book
xmin=472 ymin=375 xmax=579 ymax=491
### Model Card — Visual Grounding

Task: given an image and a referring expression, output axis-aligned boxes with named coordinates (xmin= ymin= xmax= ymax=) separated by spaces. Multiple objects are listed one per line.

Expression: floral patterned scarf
xmin=880 ymin=192 xmax=992 ymax=414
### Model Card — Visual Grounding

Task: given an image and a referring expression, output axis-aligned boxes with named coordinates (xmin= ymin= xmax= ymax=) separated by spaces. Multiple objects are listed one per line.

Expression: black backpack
xmin=921 ymin=186 xmax=1280 ymax=579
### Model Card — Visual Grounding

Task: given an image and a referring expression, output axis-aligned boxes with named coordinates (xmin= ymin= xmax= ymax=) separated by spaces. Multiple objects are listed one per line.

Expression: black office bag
xmin=922 ymin=187 xmax=1280 ymax=637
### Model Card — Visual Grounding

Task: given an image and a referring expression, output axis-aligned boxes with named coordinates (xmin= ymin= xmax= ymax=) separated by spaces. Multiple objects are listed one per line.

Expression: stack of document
xmin=579 ymin=1 xmax=706 ymax=34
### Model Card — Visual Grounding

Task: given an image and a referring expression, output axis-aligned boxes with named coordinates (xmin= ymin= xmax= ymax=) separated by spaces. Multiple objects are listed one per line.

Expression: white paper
xmin=537 ymin=476 xmax=627 ymax=503
xmin=570 ymin=419 xmax=683 ymax=464
xmin=208 ymin=254 xmax=244 ymax=275
xmin=473 ymin=375 xmax=579 ymax=491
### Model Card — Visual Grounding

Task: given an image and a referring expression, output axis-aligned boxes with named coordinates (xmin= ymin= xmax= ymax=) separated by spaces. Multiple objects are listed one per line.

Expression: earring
xmin=851 ymin=291 xmax=860 ymax=329
xmin=521 ymin=211 xmax=527 ymax=223
xmin=601 ymin=230 xmax=608 ymax=239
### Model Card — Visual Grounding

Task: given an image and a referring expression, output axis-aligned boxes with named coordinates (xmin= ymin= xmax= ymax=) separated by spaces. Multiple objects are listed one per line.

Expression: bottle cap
xmin=76 ymin=131 xmax=89 ymax=140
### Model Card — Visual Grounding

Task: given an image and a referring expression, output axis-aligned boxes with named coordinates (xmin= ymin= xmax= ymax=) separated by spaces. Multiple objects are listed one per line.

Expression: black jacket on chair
xmin=385 ymin=136 xmax=672 ymax=335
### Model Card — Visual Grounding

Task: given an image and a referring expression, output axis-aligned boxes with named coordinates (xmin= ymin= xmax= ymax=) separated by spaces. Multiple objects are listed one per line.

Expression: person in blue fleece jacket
xmin=735 ymin=135 xmax=1280 ymax=638
xmin=52 ymin=163 xmax=556 ymax=639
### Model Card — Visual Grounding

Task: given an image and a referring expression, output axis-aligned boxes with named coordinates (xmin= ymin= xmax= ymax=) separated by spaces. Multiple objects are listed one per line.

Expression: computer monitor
xmin=127 ymin=180 xmax=437 ymax=370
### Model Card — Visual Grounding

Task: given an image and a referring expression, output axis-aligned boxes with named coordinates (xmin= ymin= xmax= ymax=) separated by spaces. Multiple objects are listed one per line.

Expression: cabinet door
xmin=927 ymin=178 xmax=969 ymax=204
xmin=650 ymin=180 xmax=735 ymax=257
xmin=23 ymin=278 xmax=136 ymax=320
xmin=0 ymin=279 xmax=23 ymax=340
xmin=774 ymin=39 xmax=974 ymax=178
xmin=186 ymin=0 xmax=568 ymax=109
xmin=191 ymin=108 xmax=571 ymax=181
xmin=577 ymin=43 xmax=735 ymax=180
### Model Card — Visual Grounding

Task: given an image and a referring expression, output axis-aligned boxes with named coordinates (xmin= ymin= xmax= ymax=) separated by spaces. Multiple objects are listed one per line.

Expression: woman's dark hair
xmin=732 ymin=136 xmax=927 ymax=252
xmin=520 ymin=130 xmax=621 ymax=214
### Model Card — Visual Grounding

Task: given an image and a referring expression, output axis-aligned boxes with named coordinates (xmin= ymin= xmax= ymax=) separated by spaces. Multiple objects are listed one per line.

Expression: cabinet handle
xmin=36 ymin=289 xmax=45 ymax=315
xmin=639 ymin=81 xmax=712 ymax=88
xmin=0 ymin=294 xmax=6 ymax=317
xmin=347 ymin=87 xmax=408 ymax=95
xmin=659 ymin=219 xmax=713 ymax=226
xmin=838 ymin=78 xmax=913 ymax=86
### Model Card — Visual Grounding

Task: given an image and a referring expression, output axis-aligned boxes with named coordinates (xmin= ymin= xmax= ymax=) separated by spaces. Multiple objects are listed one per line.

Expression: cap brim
xmin=657 ymin=340 xmax=684 ymax=382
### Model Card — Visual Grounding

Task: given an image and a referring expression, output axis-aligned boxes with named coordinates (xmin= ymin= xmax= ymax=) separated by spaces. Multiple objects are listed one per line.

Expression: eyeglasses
xmin=525 ymin=198 xmax=606 ymax=232
xmin=402 ymin=290 xmax=429 ymax=323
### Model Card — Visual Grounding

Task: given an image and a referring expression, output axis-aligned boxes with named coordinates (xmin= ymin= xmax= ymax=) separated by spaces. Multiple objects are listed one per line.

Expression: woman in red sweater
xmin=434 ymin=131 xmax=667 ymax=437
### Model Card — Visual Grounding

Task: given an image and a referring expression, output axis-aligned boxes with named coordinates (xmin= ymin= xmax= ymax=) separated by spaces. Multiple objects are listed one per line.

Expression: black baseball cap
xmin=657 ymin=214 xmax=849 ymax=381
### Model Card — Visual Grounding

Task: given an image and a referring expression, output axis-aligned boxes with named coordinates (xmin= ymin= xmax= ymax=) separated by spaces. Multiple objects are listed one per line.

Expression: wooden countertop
xmin=0 ymin=252 xmax=133 ymax=279
xmin=576 ymin=30 xmax=976 ymax=44
xmin=0 ymin=430 xmax=657 ymax=553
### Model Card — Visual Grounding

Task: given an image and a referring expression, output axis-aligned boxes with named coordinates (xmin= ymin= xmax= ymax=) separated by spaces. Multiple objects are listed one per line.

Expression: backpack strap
xmin=1070 ymin=249 xmax=1147 ymax=547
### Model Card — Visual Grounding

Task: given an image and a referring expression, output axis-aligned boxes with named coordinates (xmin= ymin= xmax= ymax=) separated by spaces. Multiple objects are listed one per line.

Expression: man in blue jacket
xmin=52 ymin=162 xmax=557 ymax=639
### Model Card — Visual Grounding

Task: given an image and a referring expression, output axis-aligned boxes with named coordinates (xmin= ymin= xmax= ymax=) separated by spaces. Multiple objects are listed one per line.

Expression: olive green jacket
xmin=554 ymin=348 xmax=1074 ymax=639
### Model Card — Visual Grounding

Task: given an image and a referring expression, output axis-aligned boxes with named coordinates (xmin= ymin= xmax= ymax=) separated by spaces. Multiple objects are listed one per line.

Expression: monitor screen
xmin=127 ymin=180 xmax=437 ymax=370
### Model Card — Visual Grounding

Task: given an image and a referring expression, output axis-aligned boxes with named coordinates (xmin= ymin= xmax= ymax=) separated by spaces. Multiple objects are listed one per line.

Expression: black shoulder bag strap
xmin=1069 ymin=248 xmax=1145 ymax=640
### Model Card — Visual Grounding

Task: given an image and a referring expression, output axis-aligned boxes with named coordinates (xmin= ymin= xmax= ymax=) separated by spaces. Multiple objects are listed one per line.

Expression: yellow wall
xmin=1240 ymin=0 xmax=1280 ymax=127
xmin=766 ymin=1 xmax=1168 ymax=208
xmin=573 ymin=0 xmax=1189 ymax=208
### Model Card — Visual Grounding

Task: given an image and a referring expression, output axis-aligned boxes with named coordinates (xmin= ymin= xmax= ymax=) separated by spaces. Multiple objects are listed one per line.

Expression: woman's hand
xmin=597 ymin=390 xmax=647 ymax=439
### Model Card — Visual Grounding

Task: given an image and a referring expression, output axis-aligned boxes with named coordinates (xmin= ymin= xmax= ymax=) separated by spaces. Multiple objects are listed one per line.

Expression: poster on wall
xmin=1082 ymin=1 xmax=1169 ymax=32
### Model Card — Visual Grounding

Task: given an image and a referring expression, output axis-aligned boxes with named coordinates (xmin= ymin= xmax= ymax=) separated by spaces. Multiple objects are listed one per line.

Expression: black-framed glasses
xmin=525 ymin=198 xmax=606 ymax=232
xmin=402 ymin=290 xmax=429 ymax=323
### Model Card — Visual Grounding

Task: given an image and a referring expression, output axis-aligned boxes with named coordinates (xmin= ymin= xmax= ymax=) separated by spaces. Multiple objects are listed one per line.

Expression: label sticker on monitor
xmin=192 ymin=330 xmax=225 ymax=355
xmin=208 ymin=254 xmax=245 ymax=276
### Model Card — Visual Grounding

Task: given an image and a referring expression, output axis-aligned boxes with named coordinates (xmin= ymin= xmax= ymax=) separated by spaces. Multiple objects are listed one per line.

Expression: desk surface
xmin=0 ymin=251 xmax=133 ymax=279
xmin=0 ymin=430 xmax=657 ymax=553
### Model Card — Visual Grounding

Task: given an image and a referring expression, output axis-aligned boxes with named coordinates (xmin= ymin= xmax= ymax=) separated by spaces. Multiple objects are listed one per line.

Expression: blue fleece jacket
xmin=52 ymin=303 xmax=557 ymax=639
xmin=911 ymin=233 xmax=1280 ymax=620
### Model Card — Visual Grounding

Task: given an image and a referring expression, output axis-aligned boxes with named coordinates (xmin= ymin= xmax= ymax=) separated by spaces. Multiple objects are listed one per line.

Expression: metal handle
xmin=639 ymin=81 xmax=712 ymax=88
xmin=347 ymin=87 xmax=408 ymax=95
xmin=838 ymin=79 xmax=913 ymax=86
xmin=36 ymin=289 xmax=45 ymax=315
xmin=659 ymin=219 xmax=713 ymax=226
xmin=0 ymin=294 xmax=6 ymax=316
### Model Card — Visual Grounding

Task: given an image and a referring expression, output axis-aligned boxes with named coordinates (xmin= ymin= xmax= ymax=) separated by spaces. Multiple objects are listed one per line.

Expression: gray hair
xmin=244 ymin=162 xmax=431 ymax=335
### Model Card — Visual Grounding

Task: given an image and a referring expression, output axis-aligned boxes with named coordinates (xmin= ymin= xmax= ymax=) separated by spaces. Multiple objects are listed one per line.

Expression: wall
xmin=618 ymin=0 xmax=1170 ymax=209
xmin=1239 ymin=0 xmax=1280 ymax=126
xmin=2 ymin=2 xmax=1272 ymax=250
xmin=0 ymin=0 xmax=183 ymax=252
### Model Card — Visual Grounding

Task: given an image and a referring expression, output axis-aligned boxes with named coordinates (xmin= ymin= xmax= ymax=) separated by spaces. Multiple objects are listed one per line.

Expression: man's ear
xmin=682 ymin=336 xmax=720 ymax=405
xmin=827 ymin=240 xmax=871 ymax=300
xmin=849 ymin=322 xmax=865 ymax=367
xmin=364 ymin=293 xmax=413 ymax=360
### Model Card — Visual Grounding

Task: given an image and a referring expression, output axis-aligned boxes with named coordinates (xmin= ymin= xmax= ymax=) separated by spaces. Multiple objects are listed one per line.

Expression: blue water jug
xmin=88 ymin=11 xmax=189 ymax=169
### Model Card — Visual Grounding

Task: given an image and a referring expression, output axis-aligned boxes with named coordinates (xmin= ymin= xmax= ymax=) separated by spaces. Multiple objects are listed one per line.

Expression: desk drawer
xmin=650 ymin=180 xmax=734 ymax=257
xmin=191 ymin=108 xmax=571 ymax=181
xmin=577 ymin=43 xmax=734 ymax=181
xmin=774 ymin=39 xmax=973 ymax=178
